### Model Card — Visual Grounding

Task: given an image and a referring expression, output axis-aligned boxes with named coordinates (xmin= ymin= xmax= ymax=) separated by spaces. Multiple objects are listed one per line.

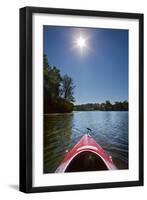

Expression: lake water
xmin=44 ymin=111 xmax=128 ymax=173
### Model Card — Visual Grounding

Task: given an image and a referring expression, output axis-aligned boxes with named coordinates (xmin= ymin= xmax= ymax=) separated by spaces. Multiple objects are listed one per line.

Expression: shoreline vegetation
xmin=74 ymin=101 xmax=128 ymax=111
xmin=44 ymin=54 xmax=74 ymax=113
xmin=44 ymin=54 xmax=128 ymax=113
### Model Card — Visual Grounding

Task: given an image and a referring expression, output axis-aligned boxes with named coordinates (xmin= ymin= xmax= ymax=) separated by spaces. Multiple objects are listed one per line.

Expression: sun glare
xmin=72 ymin=32 xmax=90 ymax=54
xmin=76 ymin=36 xmax=86 ymax=49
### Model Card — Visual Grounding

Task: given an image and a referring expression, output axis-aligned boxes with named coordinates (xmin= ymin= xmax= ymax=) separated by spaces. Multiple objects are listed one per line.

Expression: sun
xmin=76 ymin=36 xmax=86 ymax=49
xmin=72 ymin=33 xmax=90 ymax=54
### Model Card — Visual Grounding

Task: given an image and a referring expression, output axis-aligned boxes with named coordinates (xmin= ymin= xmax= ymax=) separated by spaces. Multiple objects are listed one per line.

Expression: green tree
xmin=122 ymin=100 xmax=128 ymax=110
xmin=105 ymin=100 xmax=112 ymax=110
xmin=44 ymin=55 xmax=62 ymax=99
xmin=61 ymin=75 xmax=75 ymax=102
xmin=43 ymin=54 xmax=75 ymax=113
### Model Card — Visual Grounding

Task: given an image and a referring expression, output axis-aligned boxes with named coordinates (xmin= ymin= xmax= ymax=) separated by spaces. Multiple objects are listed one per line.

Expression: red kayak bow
xmin=56 ymin=134 xmax=117 ymax=173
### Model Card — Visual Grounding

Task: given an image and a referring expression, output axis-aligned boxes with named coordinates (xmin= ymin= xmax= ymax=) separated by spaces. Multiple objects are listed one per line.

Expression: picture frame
xmin=19 ymin=6 xmax=144 ymax=193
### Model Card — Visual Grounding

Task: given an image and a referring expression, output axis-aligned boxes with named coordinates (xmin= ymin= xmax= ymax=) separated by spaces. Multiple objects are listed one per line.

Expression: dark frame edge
xmin=20 ymin=6 xmax=143 ymax=19
xmin=19 ymin=7 xmax=33 ymax=193
xmin=139 ymin=14 xmax=144 ymax=186
xmin=25 ymin=180 xmax=142 ymax=193
xmin=19 ymin=7 xmax=27 ymax=192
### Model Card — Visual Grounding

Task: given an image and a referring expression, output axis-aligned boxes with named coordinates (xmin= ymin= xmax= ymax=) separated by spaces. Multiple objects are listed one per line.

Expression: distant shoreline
xmin=74 ymin=101 xmax=128 ymax=112
xmin=44 ymin=110 xmax=128 ymax=116
xmin=73 ymin=109 xmax=128 ymax=112
xmin=44 ymin=101 xmax=128 ymax=114
xmin=73 ymin=110 xmax=128 ymax=112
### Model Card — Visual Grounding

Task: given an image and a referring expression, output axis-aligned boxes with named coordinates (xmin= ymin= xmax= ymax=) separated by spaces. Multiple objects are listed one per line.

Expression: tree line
xmin=44 ymin=54 xmax=75 ymax=113
xmin=74 ymin=100 xmax=128 ymax=111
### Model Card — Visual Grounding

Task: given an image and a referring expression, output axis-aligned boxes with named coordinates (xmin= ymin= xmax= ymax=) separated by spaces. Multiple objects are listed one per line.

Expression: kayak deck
xmin=55 ymin=134 xmax=117 ymax=173
xmin=65 ymin=151 xmax=108 ymax=172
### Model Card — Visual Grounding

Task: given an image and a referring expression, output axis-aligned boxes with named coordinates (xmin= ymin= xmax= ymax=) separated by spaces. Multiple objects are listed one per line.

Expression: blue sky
xmin=44 ymin=26 xmax=128 ymax=105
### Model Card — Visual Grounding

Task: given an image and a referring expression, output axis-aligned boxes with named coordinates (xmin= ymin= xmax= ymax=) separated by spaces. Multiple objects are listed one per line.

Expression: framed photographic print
xmin=19 ymin=7 xmax=144 ymax=193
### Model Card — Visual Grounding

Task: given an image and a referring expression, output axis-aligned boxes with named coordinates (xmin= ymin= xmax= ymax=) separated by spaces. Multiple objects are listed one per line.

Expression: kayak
xmin=55 ymin=134 xmax=117 ymax=173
